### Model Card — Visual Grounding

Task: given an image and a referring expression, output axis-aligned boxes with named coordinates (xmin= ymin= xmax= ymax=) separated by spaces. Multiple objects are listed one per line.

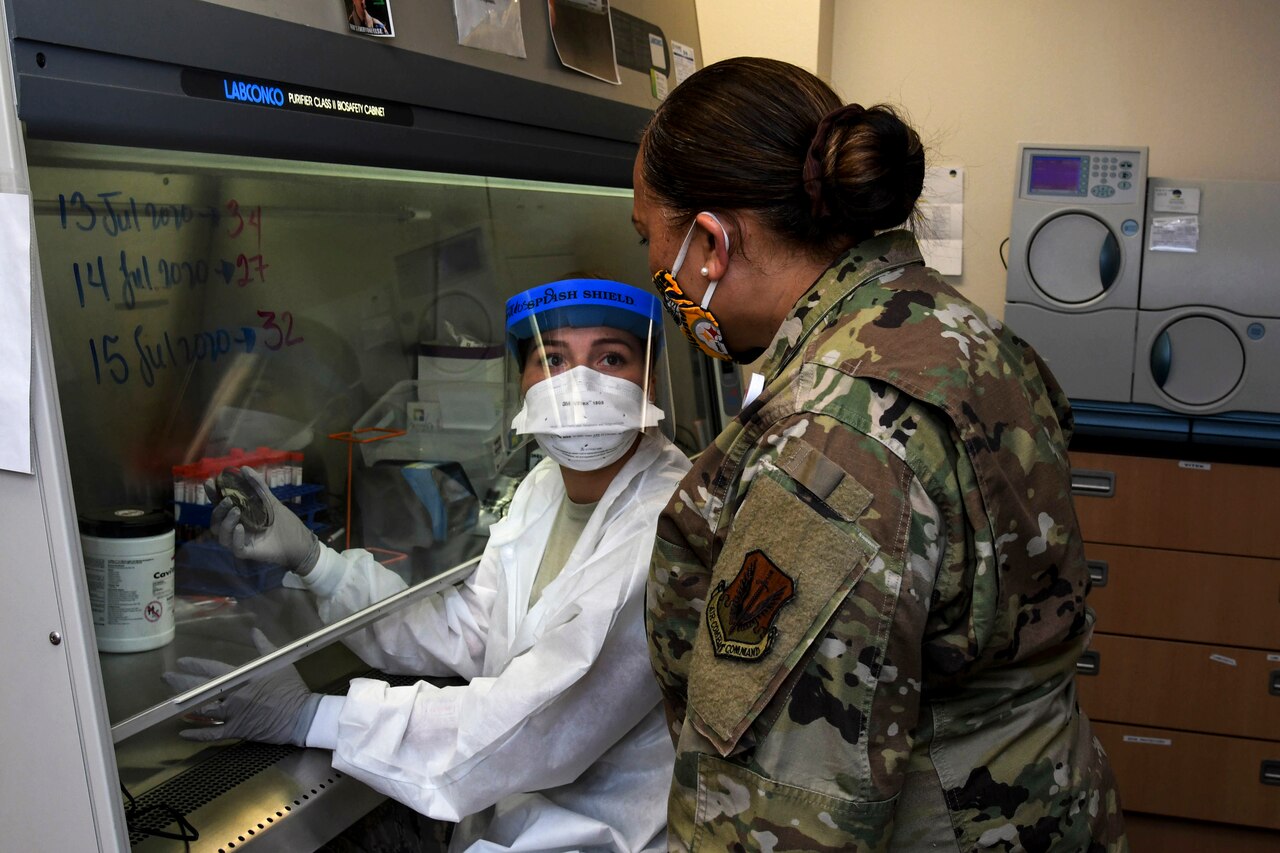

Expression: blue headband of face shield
xmin=504 ymin=279 xmax=665 ymax=362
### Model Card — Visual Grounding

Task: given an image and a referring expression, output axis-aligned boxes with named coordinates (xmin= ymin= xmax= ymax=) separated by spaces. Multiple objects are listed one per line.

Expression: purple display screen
xmin=1028 ymin=155 xmax=1086 ymax=195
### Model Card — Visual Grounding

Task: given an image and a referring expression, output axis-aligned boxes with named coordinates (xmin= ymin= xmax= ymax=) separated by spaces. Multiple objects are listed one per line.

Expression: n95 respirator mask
xmin=511 ymin=366 xmax=664 ymax=471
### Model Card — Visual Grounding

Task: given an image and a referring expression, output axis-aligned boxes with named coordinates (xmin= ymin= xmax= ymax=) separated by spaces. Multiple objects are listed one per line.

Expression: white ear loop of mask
xmin=670 ymin=212 xmax=730 ymax=310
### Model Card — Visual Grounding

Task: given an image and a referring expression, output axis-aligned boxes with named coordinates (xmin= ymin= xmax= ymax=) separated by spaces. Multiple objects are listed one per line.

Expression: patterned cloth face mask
xmin=651 ymin=213 xmax=733 ymax=361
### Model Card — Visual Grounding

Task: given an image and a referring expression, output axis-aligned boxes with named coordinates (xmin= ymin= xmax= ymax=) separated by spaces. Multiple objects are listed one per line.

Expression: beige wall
xmin=695 ymin=0 xmax=832 ymax=75
xmin=829 ymin=0 xmax=1280 ymax=318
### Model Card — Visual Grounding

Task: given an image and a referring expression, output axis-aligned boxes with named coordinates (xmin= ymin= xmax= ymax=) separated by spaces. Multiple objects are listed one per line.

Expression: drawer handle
xmin=1262 ymin=760 xmax=1280 ymax=786
xmin=1270 ymin=670 xmax=1280 ymax=697
xmin=1070 ymin=469 xmax=1115 ymax=497
xmin=1076 ymin=650 xmax=1101 ymax=676
xmin=1087 ymin=560 xmax=1108 ymax=588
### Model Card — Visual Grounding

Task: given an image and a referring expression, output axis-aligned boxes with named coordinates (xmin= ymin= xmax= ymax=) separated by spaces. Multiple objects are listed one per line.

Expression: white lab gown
xmin=299 ymin=432 xmax=689 ymax=852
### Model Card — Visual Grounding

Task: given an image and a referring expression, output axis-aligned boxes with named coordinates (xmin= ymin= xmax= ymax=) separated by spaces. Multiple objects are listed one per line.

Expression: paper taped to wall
xmin=919 ymin=166 xmax=964 ymax=275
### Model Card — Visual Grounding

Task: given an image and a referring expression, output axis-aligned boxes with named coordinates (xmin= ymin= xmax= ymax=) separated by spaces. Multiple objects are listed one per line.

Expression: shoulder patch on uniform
xmin=706 ymin=550 xmax=795 ymax=661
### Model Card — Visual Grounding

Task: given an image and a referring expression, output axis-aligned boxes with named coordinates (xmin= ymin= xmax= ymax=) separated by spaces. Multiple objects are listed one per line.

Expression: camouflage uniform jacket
xmin=647 ymin=231 xmax=1127 ymax=852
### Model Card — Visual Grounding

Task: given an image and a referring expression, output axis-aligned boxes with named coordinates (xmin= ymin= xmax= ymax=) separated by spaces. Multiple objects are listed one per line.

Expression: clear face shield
xmin=505 ymin=280 xmax=673 ymax=472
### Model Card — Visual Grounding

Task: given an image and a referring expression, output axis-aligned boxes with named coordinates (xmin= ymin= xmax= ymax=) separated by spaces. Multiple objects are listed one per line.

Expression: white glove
xmin=206 ymin=466 xmax=321 ymax=575
xmin=164 ymin=628 xmax=322 ymax=746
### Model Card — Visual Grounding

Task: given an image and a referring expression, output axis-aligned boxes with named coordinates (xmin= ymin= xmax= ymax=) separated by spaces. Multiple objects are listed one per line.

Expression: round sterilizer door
xmin=1027 ymin=213 xmax=1123 ymax=305
xmin=1148 ymin=316 xmax=1245 ymax=407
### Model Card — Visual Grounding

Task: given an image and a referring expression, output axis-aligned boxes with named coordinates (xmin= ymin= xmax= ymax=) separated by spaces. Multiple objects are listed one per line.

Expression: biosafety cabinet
xmin=0 ymin=1 xmax=706 ymax=849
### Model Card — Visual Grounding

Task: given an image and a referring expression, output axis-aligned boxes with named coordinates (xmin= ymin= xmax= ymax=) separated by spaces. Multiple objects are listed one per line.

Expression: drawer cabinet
xmin=1071 ymin=451 xmax=1280 ymax=558
xmin=1070 ymin=451 xmax=1280 ymax=841
xmin=1092 ymin=722 xmax=1279 ymax=830
xmin=1082 ymin=542 xmax=1278 ymax=649
xmin=1122 ymin=812 xmax=1280 ymax=853
xmin=1077 ymin=634 xmax=1280 ymax=740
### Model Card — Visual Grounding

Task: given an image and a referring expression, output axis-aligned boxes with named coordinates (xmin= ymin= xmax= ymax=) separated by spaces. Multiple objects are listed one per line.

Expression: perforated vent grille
xmin=381 ymin=673 xmax=421 ymax=687
xmin=126 ymin=671 xmax=443 ymax=847
xmin=342 ymin=671 xmax=459 ymax=690
xmin=126 ymin=742 xmax=295 ymax=846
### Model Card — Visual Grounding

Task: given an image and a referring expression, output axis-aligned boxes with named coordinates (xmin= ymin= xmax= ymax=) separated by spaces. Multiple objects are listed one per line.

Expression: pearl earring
xmin=699 ymin=266 xmax=709 ymax=277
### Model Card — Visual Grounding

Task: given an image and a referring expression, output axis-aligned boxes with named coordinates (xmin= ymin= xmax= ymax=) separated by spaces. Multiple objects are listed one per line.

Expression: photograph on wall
xmin=454 ymin=0 xmax=527 ymax=58
xmin=346 ymin=0 xmax=394 ymax=37
xmin=548 ymin=0 xmax=620 ymax=84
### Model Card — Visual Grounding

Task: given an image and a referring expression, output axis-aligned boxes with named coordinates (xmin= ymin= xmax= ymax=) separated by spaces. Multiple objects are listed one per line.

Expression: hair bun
xmin=802 ymin=103 xmax=867 ymax=219
xmin=640 ymin=57 xmax=924 ymax=251
xmin=806 ymin=104 xmax=924 ymax=234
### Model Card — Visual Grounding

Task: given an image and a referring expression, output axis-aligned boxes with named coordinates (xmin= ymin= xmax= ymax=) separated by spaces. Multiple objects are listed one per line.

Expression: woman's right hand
xmin=206 ymin=466 xmax=321 ymax=574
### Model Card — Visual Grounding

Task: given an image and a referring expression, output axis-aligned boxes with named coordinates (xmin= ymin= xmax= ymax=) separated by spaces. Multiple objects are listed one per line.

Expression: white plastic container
xmin=78 ymin=507 xmax=176 ymax=653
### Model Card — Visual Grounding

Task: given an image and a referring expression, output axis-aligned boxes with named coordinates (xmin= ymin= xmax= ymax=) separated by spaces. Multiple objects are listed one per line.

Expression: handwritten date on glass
xmin=57 ymin=191 xmax=197 ymax=237
xmin=74 ymin=252 xmax=268 ymax=308
xmin=87 ymin=311 xmax=303 ymax=387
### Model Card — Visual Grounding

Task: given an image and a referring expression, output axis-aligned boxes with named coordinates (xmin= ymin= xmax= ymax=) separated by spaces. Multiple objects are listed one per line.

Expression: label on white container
xmin=82 ymin=531 xmax=175 ymax=653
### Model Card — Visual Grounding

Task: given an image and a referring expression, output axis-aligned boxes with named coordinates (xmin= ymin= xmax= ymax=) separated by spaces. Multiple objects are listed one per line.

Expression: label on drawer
xmin=1122 ymin=735 xmax=1173 ymax=746
xmin=1269 ymin=654 xmax=1280 ymax=662
xmin=1208 ymin=654 xmax=1237 ymax=666
xmin=1176 ymin=460 xmax=1211 ymax=471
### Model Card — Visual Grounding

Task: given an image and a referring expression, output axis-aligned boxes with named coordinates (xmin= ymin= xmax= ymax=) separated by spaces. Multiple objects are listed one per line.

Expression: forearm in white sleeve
xmin=301 ymin=544 xmax=497 ymax=680
xmin=323 ymin=594 xmax=660 ymax=821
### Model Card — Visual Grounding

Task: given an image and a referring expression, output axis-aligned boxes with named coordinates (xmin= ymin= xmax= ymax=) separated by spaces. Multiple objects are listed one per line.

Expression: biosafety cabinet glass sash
xmin=26 ymin=139 xmax=685 ymax=728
